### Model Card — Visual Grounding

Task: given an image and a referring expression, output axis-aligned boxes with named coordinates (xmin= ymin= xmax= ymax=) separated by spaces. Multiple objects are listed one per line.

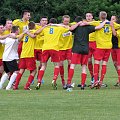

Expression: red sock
xmin=38 ymin=70 xmax=45 ymax=83
xmin=60 ymin=66 xmax=65 ymax=85
xmin=81 ymin=73 xmax=87 ymax=86
xmin=88 ymin=63 xmax=93 ymax=77
xmin=67 ymin=68 xmax=74 ymax=85
xmin=25 ymin=75 xmax=34 ymax=88
xmin=68 ymin=64 xmax=70 ymax=73
xmin=94 ymin=64 xmax=99 ymax=83
xmin=14 ymin=73 xmax=22 ymax=88
xmin=53 ymin=67 xmax=59 ymax=82
xmin=100 ymin=65 xmax=106 ymax=82
xmin=117 ymin=69 xmax=120 ymax=83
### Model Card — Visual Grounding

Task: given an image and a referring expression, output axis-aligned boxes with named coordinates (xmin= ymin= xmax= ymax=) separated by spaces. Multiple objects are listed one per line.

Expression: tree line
xmin=0 ymin=0 xmax=120 ymax=24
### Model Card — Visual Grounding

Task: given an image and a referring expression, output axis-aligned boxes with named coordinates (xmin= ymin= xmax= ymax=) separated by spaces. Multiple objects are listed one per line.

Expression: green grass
xmin=0 ymin=58 xmax=120 ymax=120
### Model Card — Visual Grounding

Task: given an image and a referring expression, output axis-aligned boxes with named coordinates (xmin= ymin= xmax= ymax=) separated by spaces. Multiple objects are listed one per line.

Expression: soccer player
xmin=90 ymin=11 xmax=120 ymax=88
xmin=0 ymin=26 xmax=23 ymax=90
xmin=34 ymin=16 xmax=48 ymax=78
xmin=0 ymin=24 xmax=4 ymax=79
xmin=86 ymin=13 xmax=96 ymax=84
xmin=35 ymin=18 xmax=69 ymax=90
xmin=13 ymin=10 xmax=30 ymax=56
xmin=66 ymin=18 xmax=108 ymax=90
xmin=13 ymin=21 xmax=37 ymax=90
xmin=110 ymin=16 xmax=120 ymax=86
xmin=3 ymin=19 xmax=12 ymax=35
xmin=59 ymin=15 xmax=73 ymax=88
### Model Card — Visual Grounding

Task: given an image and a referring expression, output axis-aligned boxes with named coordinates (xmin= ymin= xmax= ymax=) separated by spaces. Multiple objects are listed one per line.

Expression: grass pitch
xmin=0 ymin=58 xmax=120 ymax=120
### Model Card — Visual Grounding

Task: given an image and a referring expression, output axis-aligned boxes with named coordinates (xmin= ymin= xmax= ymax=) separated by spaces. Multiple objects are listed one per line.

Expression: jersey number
xmin=49 ymin=28 xmax=54 ymax=34
xmin=104 ymin=26 xmax=109 ymax=33
xmin=24 ymin=36 xmax=29 ymax=42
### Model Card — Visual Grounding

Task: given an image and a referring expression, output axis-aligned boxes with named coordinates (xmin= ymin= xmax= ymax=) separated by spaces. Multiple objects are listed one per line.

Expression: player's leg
xmin=67 ymin=53 xmax=79 ymax=87
xmin=13 ymin=69 xmax=25 ymax=89
xmin=81 ymin=65 xmax=87 ymax=90
xmin=0 ymin=60 xmax=4 ymax=79
xmin=36 ymin=62 xmax=47 ymax=90
xmin=13 ymin=58 xmax=26 ymax=89
xmin=24 ymin=69 xmax=36 ymax=90
xmin=67 ymin=63 xmax=76 ymax=87
xmin=52 ymin=62 xmax=60 ymax=90
xmin=23 ymin=58 xmax=36 ymax=90
xmin=99 ymin=49 xmax=111 ymax=86
xmin=115 ymin=49 xmax=120 ymax=85
xmin=5 ymin=60 xmax=19 ymax=90
xmin=80 ymin=55 xmax=88 ymax=90
xmin=6 ymin=71 xmax=18 ymax=90
xmin=59 ymin=61 xmax=65 ymax=86
xmin=0 ymin=61 xmax=10 ymax=89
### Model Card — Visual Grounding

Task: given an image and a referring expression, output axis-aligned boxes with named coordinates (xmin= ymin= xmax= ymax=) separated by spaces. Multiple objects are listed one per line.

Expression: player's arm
xmin=17 ymin=33 xmax=25 ymax=41
xmin=0 ymin=34 xmax=10 ymax=40
xmin=110 ymin=21 xmax=117 ymax=36
xmin=95 ymin=20 xmax=108 ymax=30
xmin=0 ymin=39 xmax=6 ymax=44
xmin=69 ymin=21 xmax=82 ymax=31
xmin=26 ymin=31 xmax=36 ymax=38
xmin=34 ymin=25 xmax=47 ymax=35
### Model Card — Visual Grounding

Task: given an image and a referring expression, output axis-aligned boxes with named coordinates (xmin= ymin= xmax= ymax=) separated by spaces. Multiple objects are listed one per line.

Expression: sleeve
xmin=90 ymin=21 xmax=100 ymax=26
xmin=60 ymin=27 xmax=69 ymax=33
xmin=12 ymin=19 xmax=20 ymax=26
xmin=0 ymin=39 xmax=6 ymax=44
xmin=117 ymin=29 xmax=120 ymax=37
xmin=114 ymin=22 xmax=120 ymax=30
xmin=88 ymin=25 xmax=95 ymax=34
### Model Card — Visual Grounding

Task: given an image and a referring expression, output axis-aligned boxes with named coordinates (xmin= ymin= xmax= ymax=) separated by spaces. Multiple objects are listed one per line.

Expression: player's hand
xmin=9 ymin=33 xmax=16 ymax=38
xmin=110 ymin=21 xmax=114 ymax=27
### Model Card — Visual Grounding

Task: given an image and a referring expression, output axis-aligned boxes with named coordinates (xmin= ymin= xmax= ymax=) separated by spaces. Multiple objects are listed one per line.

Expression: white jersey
xmin=0 ymin=38 xmax=19 ymax=61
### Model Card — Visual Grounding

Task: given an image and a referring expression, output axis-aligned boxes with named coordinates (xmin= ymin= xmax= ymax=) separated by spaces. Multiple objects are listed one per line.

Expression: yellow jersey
xmin=59 ymin=30 xmax=73 ymax=50
xmin=0 ymin=43 xmax=4 ymax=59
xmin=116 ymin=29 xmax=120 ymax=48
xmin=0 ymin=33 xmax=4 ymax=59
xmin=20 ymin=30 xmax=36 ymax=58
xmin=3 ymin=29 xmax=11 ymax=35
xmin=13 ymin=19 xmax=29 ymax=41
xmin=89 ymin=32 xmax=96 ymax=42
xmin=90 ymin=21 xmax=112 ymax=49
xmin=34 ymin=25 xmax=44 ymax=50
xmin=42 ymin=26 xmax=68 ymax=51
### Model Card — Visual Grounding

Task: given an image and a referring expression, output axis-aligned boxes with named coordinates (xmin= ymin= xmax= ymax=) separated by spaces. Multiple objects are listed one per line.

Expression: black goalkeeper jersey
xmin=72 ymin=25 xmax=95 ymax=54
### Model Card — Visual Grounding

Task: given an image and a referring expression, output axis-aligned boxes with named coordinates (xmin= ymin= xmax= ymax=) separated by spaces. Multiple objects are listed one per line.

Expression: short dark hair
xmin=22 ymin=10 xmax=30 ymax=16
xmin=11 ymin=26 xmax=19 ymax=33
xmin=49 ymin=18 xmax=57 ymax=24
xmin=28 ymin=21 xmax=35 ymax=30
xmin=74 ymin=16 xmax=83 ymax=22
xmin=40 ymin=16 xmax=48 ymax=20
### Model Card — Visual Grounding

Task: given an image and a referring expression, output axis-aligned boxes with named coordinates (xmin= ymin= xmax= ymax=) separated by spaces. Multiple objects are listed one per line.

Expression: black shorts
xmin=3 ymin=60 xmax=19 ymax=73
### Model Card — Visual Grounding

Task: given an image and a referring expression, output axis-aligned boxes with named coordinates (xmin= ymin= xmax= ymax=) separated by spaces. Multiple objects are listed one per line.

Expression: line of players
xmin=0 ymin=10 xmax=120 ymax=90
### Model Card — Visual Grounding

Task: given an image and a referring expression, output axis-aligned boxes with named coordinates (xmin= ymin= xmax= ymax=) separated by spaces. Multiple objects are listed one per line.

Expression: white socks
xmin=6 ymin=72 xmax=17 ymax=90
xmin=0 ymin=73 xmax=9 ymax=89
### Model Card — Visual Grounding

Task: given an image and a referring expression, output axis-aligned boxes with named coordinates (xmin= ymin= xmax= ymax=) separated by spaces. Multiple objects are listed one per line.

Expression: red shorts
xmin=71 ymin=53 xmax=88 ymax=65
xmin=18 ymin=41 xmax=23 ymax=57
xmin=88 ymin=41 xmax=96 ymax=58
xmin=19 ymin=58 xmax=36 ymax=71
xmin=111 ymin=49 xmax=120 ymax=65
xmin=59 ymin=49 xmax=72 ymax=61
xmin=94 ymin=48 xmax=111 ymax=62
xmin=42 ymin=50 xmax=60 ymax=63
xmin=34 ymin=49 xmax=42 ymax=61
xmin=0 ymin=59 xmax=3 ymax=66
